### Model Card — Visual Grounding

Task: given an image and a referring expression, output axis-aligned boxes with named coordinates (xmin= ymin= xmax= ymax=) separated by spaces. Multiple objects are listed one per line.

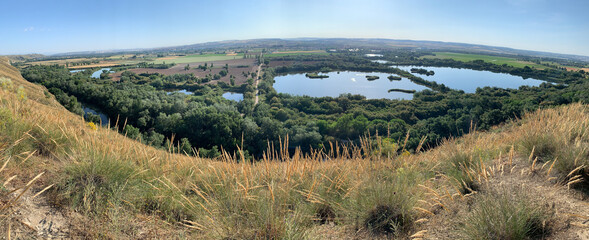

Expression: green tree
xmin=124 ymin=124 xmax=142 ymax=140
xmin=180 ymin=138 xmax=192 ymax=155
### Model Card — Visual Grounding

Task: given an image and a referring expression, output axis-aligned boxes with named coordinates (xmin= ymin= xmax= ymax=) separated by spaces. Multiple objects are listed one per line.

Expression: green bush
xmin=57 ymin=154 xmax=140 ymax=215
xmin=460 ymin=188 xmax=551 ymax=239
xmin=521 ymin=133 xmax=558 ymax=162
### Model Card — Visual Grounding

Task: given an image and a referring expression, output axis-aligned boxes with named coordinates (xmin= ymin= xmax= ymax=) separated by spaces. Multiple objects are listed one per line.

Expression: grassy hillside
xmin=1 ymin=57 xmax=588 ymax=239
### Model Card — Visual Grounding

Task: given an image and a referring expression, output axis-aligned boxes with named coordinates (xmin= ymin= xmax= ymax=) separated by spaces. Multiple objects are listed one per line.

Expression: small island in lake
xmin=388 ymin=75 xmax=402 ymax=81
xmin=388 ymin=88 xmax=417 ymax=94
xmin=410 ymin=68 xmax=435 ymax=76
xmin=365 ymin=75 xmax=380 ymax=81
xmin=305 ymin=72 xmax=329 ymax=79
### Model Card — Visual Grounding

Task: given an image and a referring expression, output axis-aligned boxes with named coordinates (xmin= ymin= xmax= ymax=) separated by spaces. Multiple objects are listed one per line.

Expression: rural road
xmin=254 ymin=63 xmax=262 ymax=105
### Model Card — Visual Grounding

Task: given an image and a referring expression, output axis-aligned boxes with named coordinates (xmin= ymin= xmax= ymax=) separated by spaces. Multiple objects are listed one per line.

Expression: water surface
xmin=274 ymin=71 xmax=428 ymax=100
xmin=91 ymin=68 xmax=114 ymax=79
xmin=223 ymin=92 xmax=244 ymax=101
xmin=165 ymin=89 xmax=191 ymax=95
xmin=395 ymin=66 xmax=545 ymax=93
xmin=371 ymin=60 xmax=389 ymax=64
xmin=82 ymin=104 xmax=109 ymax=126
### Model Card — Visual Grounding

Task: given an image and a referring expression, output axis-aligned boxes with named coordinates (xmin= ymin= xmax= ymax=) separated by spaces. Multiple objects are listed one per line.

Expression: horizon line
xmin=3 ymin=37 xmax=589 ymax=60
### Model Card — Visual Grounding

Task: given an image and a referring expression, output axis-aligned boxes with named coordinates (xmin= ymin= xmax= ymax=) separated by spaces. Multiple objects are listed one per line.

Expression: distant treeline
xmin=388 ymin=88 xmax=416 ymax=94
xmin=137 ymin=62 xmax=176 ymax=69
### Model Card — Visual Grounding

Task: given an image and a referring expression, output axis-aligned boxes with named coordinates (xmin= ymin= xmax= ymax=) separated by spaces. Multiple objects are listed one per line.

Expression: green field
xmin=422 ymin=52 xmax=546 ymax=69
xmin=153 ymin=53 xmax=244 ymax=64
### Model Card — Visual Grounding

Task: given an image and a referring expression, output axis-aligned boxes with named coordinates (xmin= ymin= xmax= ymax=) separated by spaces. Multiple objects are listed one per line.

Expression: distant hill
xmin=46 ymin=38 xmax=589 ymax=63
xmin=5 ymin=54 xmax=45 ymax=62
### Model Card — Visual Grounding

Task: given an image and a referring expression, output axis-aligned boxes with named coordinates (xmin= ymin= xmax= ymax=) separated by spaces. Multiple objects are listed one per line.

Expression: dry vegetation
xmin=0 ymin=56 xmax=588 ymax=239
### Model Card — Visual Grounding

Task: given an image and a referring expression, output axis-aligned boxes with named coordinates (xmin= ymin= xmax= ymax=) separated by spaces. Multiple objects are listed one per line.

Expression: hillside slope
xmin=1 ymin=58 xmax=588 ymax=239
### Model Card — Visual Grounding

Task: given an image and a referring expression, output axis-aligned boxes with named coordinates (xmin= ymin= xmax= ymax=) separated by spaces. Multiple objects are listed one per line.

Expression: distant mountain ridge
xmin=10 ymin=38 xmax=589 ymax=63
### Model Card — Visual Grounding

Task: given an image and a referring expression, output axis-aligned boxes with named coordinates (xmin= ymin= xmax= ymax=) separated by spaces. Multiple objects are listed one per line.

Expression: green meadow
xmin=422 ymin=52 xmax=546 ymax=69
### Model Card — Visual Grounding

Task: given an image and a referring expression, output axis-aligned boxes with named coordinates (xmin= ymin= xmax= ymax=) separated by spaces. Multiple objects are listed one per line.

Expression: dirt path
xmin=254 ymin=63 xmax=263 ymax=105
xmin=8 ymin=187 xmax=70 ymax=238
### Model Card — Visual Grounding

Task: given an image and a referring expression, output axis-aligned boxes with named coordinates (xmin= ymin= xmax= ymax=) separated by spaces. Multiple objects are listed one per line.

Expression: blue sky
xmin=1 ymin=0 xmax=588 ymax=56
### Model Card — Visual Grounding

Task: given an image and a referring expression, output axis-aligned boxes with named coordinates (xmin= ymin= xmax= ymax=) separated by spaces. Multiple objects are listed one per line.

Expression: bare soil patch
xmin=109 ymin=58 xmax=258 ymax=85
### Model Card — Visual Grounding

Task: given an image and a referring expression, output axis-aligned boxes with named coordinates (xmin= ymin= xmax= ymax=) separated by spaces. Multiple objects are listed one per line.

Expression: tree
xmin=124 ymin=124 xmax=142 ymax=140
xmin=180 ymin=138 xmax=192 ymax=155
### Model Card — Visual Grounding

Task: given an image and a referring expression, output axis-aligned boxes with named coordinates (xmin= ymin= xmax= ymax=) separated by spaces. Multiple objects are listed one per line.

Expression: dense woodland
xmin=21 ymin=50 xmax=589 ymax=159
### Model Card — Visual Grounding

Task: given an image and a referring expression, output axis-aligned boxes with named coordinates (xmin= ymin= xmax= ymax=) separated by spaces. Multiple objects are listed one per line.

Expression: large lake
xmin=274 ymin=71 xmax=428 ymax=100
xmin=395 ymin=66 xmax=545 ymax=93
xmin=273 ymin=67 xmax=547 ymax=99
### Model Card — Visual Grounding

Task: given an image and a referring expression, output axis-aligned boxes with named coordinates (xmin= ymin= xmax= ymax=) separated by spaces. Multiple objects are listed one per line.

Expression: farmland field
xmin=153 ymin=53 xmax=245 ymax=64
xmin=267 ymin=50 xmax=328 ymax=57
xmin=109 ymin=58 xmax=258 ymax=85
xmin=421 ymin=52 xmax=546 ymax=68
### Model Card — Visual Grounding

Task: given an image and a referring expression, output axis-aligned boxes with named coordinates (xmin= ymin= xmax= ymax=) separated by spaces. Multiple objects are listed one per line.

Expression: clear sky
xmin=1 ymin=0 xmax=588 ymax=56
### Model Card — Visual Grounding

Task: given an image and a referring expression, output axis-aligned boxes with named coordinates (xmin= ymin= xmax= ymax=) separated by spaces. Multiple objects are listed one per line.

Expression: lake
xmin=274 ymin=67 xmax=547 ymax=99
xmin=165 ymin=89 xmax=191 ymax=95
xmin=274 ymin=71 xmax=429 ymax=100
xmin=165 ymin=89 xmax=243 ymax=101
xmin=82 ymin=104 xmax=109 ymax=126
xmin=395 ymin=66 xmax=546 ymax=93
xmin=223 ymin=92 xmax=243 ymax=101
xmin=91 ymin=68 xmax=114 ymax=79
xmin=371 ymin=60 xmax=390 ymax=64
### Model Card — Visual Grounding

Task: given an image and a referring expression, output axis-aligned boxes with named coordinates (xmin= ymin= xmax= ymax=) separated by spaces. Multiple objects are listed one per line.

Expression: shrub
xmin=444 ymin=150 xmax=480 ymax=194
xmin=460 ymin=188 xmax=551 ymax=239
xmin=56 ymin=154 xmax=140 ymax=215
xmin=521 ymin=133 xmax=558 ymax=162
xmin=0 ymin=77 xmax=13 ymax=90
xmin=348 ymin=170 xmax=417 ymax=236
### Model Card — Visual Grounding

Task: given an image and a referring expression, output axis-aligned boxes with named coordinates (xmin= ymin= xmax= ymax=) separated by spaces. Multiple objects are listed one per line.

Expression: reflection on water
xmin=82 ymin=104 xmax=109 ymax=126
xmin=165 ymin=89 xmax=191 ymax=95
xmin=274 ymin=71 xmax=428 ymax=100
xmin=395 ymin=66 xmax=545 ymax=93
xmin=91 ymin=68 xmax=114 ymax=79
xmin=223 ymin=92 xmax=244 ymax=101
